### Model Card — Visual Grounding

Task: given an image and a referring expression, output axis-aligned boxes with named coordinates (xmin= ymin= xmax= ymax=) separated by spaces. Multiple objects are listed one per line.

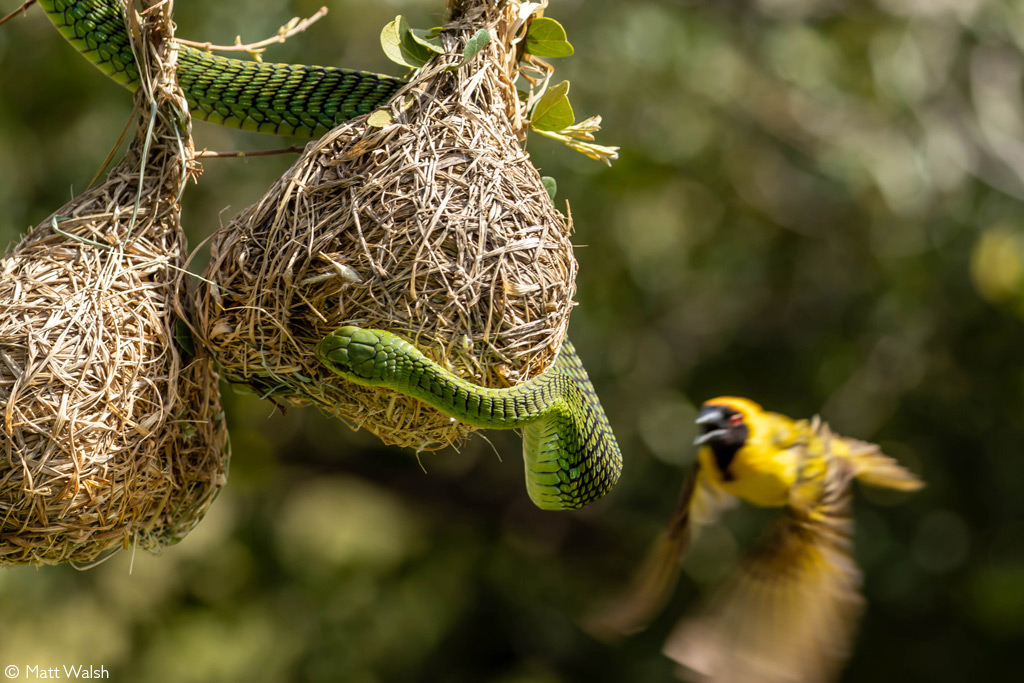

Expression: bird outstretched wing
xmin=663 ymin=454 xmax=862 ymax=683
xmin=584 ymin=462 xmax=737 ymax=639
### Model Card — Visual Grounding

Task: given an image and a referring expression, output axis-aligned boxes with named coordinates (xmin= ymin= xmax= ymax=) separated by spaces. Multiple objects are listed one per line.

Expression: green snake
xmin=34 ymin=0 xmax=623 ymax=510
xmin=317 ymin=328 xmax=621 ymax=510
xmin=40 ymin=0 xmax=405 ymax=137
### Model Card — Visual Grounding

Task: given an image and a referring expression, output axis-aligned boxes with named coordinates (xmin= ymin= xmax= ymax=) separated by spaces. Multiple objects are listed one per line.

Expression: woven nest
xmin=193 ymin=0 xmax=576 ymax=451
xmin=0 ymin=3 xmax=228 ymax=566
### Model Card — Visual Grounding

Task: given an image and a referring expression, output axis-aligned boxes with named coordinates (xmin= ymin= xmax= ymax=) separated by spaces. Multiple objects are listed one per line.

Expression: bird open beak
xmin=694 ymin=428 xmax=728 ymax=446
xmin=695 ymin=408 xmax=725 ymax=425
xmin=694 ymin=407 xmax=727 ymax=445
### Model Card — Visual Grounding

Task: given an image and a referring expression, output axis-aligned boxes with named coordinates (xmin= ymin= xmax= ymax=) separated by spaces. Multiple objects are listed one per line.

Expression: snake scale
xmin=317 ymin=329 xmax=620 ymax=510
xmin=33 ymin=0 xmax=623 ymax=510
xmin=40 ymin=0 xmax=405 ymax=137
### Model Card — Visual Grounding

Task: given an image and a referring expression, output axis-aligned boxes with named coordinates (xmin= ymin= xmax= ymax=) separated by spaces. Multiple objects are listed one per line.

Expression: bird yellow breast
xmin=700 ymin=444 xmax=798 ymax=507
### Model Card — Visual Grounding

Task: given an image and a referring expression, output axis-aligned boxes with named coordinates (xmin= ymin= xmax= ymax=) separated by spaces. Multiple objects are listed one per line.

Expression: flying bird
xmin=591 ymin=396 xmax=924 ymax=682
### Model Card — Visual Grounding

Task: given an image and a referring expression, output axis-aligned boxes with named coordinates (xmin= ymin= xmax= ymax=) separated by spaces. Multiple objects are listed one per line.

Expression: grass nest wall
xmin=194 ymin=0 xmax=576 ymax=451
xmin=0 ymin=2 xmax=229 ymax=566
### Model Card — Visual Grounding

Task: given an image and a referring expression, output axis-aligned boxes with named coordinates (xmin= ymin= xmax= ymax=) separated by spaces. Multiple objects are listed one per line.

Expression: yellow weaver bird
xmin=592 ymin=396 xmax=924 ymax=683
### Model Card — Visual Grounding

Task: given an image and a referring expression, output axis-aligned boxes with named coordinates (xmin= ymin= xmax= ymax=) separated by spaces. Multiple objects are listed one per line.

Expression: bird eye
xmin=729 ymin=413 xmax=744 ymax=427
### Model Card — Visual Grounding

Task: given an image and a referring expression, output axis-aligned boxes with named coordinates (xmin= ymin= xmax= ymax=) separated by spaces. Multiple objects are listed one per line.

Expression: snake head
xmin=315 ymin=326 xmax=385 ymax=384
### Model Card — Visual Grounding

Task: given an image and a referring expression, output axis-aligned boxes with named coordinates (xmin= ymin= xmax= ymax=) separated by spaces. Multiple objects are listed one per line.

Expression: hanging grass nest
xmin=193 ymin=0 xmax=577 ymax=451
xmin=0 ymin=3 xmax=228 ymax=566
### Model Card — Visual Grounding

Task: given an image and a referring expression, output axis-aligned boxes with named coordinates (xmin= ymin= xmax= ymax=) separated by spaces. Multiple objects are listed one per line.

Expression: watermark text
xmin=4 ymin=665 xmax=109 ymax=679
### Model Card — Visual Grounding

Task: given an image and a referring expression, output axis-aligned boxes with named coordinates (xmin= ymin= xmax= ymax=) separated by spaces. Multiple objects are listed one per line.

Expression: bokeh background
xmin=2 ymin=0 xmax=1023 ymax=681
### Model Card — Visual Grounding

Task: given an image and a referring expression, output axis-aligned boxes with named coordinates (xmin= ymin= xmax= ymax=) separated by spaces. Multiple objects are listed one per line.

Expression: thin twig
xmin=174 ymin=6 xmax=328 ymax=59
xmin=0 ymin=0 xmax=36 ymax=28
xmin=195 ymin=146 xmax=305 ymax=159
xmin=139 ymin=0 xmax=172 ymax=15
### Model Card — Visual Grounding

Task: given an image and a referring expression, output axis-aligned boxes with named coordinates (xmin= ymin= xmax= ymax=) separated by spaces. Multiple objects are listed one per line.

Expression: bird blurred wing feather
xmin=835 ymin=434 xmax=924 ymax=492
xmin=585 ymin=463 xmax=735 ymax=638
xmin=664 ymin=459 xmax=863 ymax=683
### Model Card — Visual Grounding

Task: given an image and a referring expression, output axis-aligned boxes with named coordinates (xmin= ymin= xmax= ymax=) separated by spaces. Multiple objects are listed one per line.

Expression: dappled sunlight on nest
xmin=193 ymin=0 xmax=576 ymax=451
xmin=0 ymin=3 xmax=228 ymax=566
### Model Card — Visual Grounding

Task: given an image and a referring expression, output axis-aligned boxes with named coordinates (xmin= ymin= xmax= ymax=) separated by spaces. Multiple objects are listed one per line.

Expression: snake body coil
xmin=35 ymin=0 xmax=623 ymax=510
xmin=40 ymin=0 xmax=406 ymax=137
xmin=317 ymin=328 xmax=622 ymax=510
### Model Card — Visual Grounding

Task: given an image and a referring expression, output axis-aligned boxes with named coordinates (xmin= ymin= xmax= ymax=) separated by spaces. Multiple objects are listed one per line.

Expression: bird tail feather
xmin=838 ymin=437 xmax=924 ymax=492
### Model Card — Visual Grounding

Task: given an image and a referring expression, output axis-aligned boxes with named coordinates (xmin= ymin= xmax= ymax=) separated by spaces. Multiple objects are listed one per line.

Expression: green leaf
xmin=410 ymin=28 xmax=445 ymax=55
xmin=525 ymin=17 xmax=574 ymax=58
xmin=444 ymin=29 xmax=493 ymax=72
xmin=380 ymin=16 xmax=433 ymax=69
xmin=541 ymin=176 xmax=558 ymax=201
xmin=367 ymin=110 xmax=394 ymax=127
xmin=174 ymin=317 xmax=195 ymax=357
xmin=530 ymin=80 xmax=574 ymax=131
xmin=462 ymin=29 xmax=491 ymax=63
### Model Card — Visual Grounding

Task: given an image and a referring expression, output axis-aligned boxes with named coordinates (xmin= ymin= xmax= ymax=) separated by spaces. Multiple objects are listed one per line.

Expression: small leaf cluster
xmin=377 ymin=6 xmax=617 ymax=196
xmin=516 ymin=16 xmax=617 ymax=166
xmin=380 ymin=16 xmax=490 ymax=72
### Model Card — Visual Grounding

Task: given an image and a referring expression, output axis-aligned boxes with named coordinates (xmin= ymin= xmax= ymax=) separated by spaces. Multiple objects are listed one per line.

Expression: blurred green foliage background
xmin=2 ymin=0 xmax=1024 ymax=681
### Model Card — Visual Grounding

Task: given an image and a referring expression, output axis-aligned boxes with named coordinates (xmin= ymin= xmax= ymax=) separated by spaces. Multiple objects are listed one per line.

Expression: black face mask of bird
xmin=694 ymin=404 xmax=749 ymax=480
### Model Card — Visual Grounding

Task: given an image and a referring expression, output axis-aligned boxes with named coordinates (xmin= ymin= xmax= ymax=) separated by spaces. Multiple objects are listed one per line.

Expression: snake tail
xmin=316 ymin=327 xmax=623 ymax=511
xmin=39 ymin=0 xmax=407 ymax=137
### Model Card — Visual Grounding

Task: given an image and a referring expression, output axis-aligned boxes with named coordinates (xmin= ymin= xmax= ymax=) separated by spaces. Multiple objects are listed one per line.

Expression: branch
xmin=195 ymin=146 xmax=305 ymax=159
xmin=0 ymin=0 xmax=37 ymax=29
xmin=174 ymin=6 xmax=328 ymax=61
